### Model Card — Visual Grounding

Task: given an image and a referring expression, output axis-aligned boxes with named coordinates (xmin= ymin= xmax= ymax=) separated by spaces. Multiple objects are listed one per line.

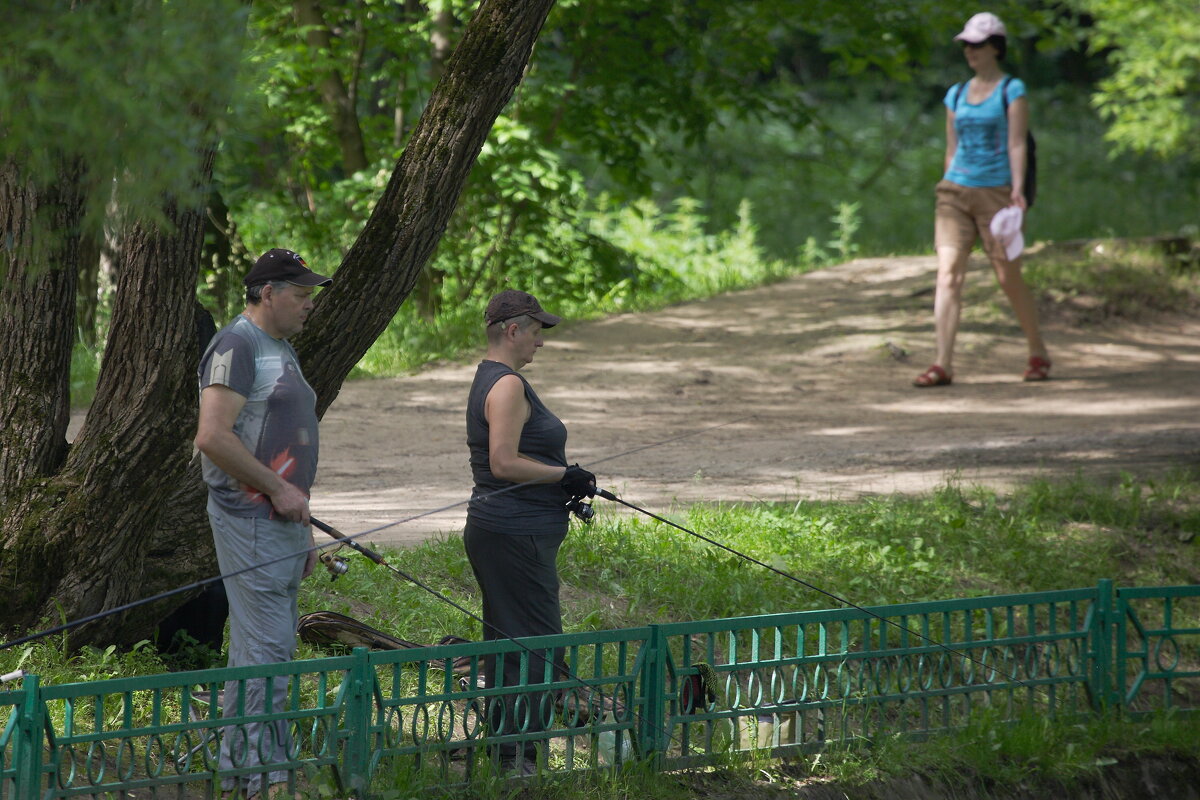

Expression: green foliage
xmin=1071 ymin=0 xmax=1200 ymax=160
xmin=798 ymin=709 xmax=1200 ymax=789
xmin=352 ymin=193 xmax=818 ymax=378
xmin=0 ymin=1 xmax=245 ymax=247
xmin=1025 ymin=243 xmax=1200 ymax=323
xmin=1 ymin=634 xmax=165 ymax=687
xmin=70 ymin=340 xmax=103 ymax=410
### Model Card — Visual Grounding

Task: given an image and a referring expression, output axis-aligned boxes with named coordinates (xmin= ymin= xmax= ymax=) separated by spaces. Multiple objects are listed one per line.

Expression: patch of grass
xmin=295 ymin=469 xmax=1200 ymax=646
xmin=790 ymin=708 xmax=1200 ymax=791
xmin=6 ymin=470 xmax=1199 ymax=799
xmin=69 ymin=338 xmax=103 ymax=409
xmin=357 ymin=711 xmax=1200 ymax=800
xmin=1024 ymin=242 xmax=1200 ymax=325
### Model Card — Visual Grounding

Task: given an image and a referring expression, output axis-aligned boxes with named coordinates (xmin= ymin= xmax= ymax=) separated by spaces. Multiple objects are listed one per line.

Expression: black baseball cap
xmin=244 ymin=249 xmax=333 ymax=288
xmin=484 ymin=290 xmax=561 ymax=328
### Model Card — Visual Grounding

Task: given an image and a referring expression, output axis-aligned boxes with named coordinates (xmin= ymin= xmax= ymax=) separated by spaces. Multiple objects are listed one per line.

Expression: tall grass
xmin=281 ymin=469 xmax=1200 ymax=649
xmin=685 ymin=87 xmax=1200 ymax=259
xmin=351 ymin=196 xmax=831 ymax=379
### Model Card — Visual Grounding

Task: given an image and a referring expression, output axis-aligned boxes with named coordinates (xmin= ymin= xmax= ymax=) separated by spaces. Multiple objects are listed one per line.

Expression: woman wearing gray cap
xmin=914 ymin=11 xmax=1051 ymax=387
xmin=462 ymin=289 xmax=597 ymax=775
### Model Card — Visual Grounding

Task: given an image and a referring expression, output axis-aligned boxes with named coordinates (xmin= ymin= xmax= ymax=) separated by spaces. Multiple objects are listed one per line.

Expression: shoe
xmin=1023 ymin=355 xmax=1051 ymax=382
xmin=913 ymin=365 xmax=952 ymax=388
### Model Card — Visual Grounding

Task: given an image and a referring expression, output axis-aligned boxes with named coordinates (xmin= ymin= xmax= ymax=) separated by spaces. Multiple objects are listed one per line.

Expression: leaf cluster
xmin=1070 ymin=0 xmax=1200 ymax=159
xmin=0 ymin=1 xmax=246 ymax=238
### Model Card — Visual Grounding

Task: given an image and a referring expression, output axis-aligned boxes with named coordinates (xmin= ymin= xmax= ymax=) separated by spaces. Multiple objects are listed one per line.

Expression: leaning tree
xmin=0 ymin=0 xmax=555 ymax=647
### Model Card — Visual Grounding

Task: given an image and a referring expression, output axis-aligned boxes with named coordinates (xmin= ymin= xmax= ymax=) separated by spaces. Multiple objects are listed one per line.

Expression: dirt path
xmin=313 ymin=254 xmax=1200 ymax=547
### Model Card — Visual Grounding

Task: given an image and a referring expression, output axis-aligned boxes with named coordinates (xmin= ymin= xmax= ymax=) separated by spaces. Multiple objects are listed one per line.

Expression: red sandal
xmin=1023 ymin=355 xmax=1052 ymax=382
xmin=913 ymin=364 xmax=952 ymax=388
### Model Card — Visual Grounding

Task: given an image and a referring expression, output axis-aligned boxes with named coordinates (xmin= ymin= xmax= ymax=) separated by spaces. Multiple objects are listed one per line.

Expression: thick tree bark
xmin=0 ymin=159 xmax=84 ymax=505
xmin=76 ymin=232 xmax=102 ymax=348
xmin=0 ymin=159 xmax=86 ymax=618
xmin=0 ymin=150 xmax=216 ymax=642
xmin=297 ymin=0 xmax=556 ymax=413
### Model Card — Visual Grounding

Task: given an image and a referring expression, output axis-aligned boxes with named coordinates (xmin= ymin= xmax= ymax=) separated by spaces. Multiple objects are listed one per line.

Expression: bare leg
xmin=932 ymin=245 xmax=971 ymax=374
xmin=990 ymin=255 xmax=1048 ymax=360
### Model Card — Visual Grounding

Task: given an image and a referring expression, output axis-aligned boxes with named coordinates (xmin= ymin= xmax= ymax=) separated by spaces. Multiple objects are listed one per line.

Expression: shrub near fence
xmin=2 ymin=581 xmax=1197 ymax=798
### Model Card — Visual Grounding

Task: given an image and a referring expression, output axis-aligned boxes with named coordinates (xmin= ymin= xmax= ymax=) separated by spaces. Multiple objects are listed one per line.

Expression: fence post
xmin=341 ymin=648 xmax=374 ymax=798
xmin=12 ymin=673 xmax=42 ymax=800
xmin=638 ymin=625 xmax=666 ymax=764
xmin=1090 ymin=579 xmax=1114 ymax=712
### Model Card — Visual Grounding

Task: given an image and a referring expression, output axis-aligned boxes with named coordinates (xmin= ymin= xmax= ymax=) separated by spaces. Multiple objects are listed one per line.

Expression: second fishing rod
xmin=580 ymin=486 xmax=1043 ymax=694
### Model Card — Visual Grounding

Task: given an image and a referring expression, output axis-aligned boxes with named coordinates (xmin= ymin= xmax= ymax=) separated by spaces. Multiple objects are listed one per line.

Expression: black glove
xmin=560 ymin=464 xmax=597 ymax=498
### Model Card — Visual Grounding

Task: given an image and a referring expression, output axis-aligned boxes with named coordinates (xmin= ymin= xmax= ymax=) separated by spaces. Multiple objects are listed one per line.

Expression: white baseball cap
xmin=989 ymin=206 xmax=1025 ymax=261
xmin=954 ymin=12 xmax=1007 ymax=43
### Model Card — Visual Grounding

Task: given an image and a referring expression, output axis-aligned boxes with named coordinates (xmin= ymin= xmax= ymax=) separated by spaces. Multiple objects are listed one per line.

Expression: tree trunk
xmin=410 ymin=3 xmax=458 ymax=318
xmin=76 ymin=232 xmax=102 ymax=348
xmin=0 ymin=159 xmax=84 ymax=506
xmin=393 ymin=0 xmax=425 ymax=148
xmin=0 ymin=150 xmax=216 ymax=643
xmin=294 ymin=0 xmax=370 ymax=175
xmin=0 ymin=0 xmax=555 ymax=647
xmin=296 ymin=0 xmax=556 ymax=414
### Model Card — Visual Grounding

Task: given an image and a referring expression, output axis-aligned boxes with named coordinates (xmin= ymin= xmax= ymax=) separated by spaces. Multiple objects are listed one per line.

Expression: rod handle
xmin=310 ymin=517 xmax=387 ymax=565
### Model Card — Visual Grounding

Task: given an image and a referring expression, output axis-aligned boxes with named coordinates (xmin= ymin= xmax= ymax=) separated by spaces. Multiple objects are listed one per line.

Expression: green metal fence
xmin=2 ymin=580 xmax=1197 ymax=798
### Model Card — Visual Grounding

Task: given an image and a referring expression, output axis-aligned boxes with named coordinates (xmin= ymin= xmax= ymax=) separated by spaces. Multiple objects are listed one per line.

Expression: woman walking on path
xmin=914 ymin=11 xmax=1051 ymax=387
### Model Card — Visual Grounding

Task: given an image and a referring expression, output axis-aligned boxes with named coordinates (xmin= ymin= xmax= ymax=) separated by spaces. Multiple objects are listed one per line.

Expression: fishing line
xmin=0 ymin=416 xmax=754 ymax=677
xmin=0 ymin=479 xmax=531 ymax=653
xmin=582 ymin=414 xmax=756 ymax=469
xmin=311 ymin=517 xmax=683 ymax=753
xmin=595 ymin=488 xmax=1041 ymax=692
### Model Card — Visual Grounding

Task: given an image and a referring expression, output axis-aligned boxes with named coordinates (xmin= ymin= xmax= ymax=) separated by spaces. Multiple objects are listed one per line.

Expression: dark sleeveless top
xmin=466 ymin=360 xmax=569 ymax=535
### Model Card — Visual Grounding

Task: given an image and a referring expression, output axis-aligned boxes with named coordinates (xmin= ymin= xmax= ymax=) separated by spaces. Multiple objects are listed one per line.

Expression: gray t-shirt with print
xmin=198 ymin=314 xmax=319 ymax=519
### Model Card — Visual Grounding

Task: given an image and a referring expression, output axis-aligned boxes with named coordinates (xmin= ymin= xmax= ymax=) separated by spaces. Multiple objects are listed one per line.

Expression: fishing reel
xmin=566 ymin=494 xmax=596 ymax=524
xmin=320 ymin=551 xmax=351 ymax=581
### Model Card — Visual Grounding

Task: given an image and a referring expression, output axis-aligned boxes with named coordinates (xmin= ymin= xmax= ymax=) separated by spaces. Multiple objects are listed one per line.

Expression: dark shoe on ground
xmin=1023 ymin=355 xmax=1052 ymax=382
xmin=913 ymin=364 xmax=952 ymax=388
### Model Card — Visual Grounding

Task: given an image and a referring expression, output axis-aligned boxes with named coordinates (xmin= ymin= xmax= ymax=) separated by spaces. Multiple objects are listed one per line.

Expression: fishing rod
xmin=589 ymin=487 xmax=1041 ymax=692
xmin=0 ymin=510 xmax=682 ymax=756
xmin=310 ymin=515 xmax=688 ymax=754
xmin=0 ymin=426 xmax=650 ymax=654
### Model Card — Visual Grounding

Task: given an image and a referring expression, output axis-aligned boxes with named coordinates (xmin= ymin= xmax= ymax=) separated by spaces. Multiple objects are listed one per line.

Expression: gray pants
xmin=208 ymin=499 xmax=308 ymax=794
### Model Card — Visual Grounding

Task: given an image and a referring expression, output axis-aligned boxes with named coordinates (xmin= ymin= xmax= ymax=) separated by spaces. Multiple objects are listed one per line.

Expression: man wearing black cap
xmin=194 ymin=248 xmax=332 ymax=798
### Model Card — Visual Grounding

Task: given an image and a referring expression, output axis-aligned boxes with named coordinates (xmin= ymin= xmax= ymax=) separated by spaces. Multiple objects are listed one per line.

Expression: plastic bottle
xmin=597 ymin=711 xmax=631 ymax=765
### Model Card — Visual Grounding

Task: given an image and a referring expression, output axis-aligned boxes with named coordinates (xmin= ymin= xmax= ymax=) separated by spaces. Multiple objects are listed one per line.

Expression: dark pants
xmin=463 ymin=520 xmax=567 ymax=763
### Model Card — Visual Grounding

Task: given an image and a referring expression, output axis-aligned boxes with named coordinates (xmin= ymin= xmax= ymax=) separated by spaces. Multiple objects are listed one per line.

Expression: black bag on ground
xmin=298 ymin=610 xmax=472 ymax=673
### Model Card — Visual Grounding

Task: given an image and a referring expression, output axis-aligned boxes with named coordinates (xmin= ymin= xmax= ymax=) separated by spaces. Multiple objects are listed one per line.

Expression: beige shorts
xmin=934 ymin=180 xmax=1019 ymax=263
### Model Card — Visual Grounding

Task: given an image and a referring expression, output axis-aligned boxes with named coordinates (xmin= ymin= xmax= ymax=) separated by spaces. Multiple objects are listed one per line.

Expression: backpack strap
xmin=951 ymin=81 xmax=965 ymax=112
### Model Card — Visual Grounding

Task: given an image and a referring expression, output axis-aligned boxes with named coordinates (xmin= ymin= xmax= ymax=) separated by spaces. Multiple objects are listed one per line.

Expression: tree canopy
xmin=1071 ymin=0 xmax=1200 ymax=159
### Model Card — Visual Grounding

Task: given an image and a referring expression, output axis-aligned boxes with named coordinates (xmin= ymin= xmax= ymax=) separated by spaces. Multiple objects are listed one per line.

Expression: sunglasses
xmin=961 ymin=40 xmax=989 ymax=50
